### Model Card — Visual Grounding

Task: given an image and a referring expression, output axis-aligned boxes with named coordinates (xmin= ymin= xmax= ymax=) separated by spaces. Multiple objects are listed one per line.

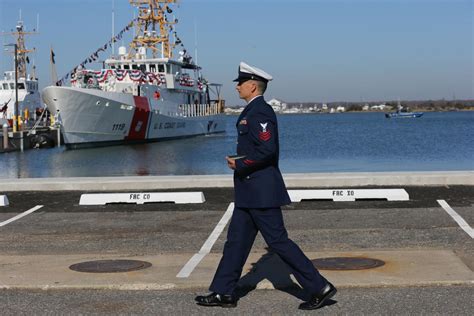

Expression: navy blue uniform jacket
xmin=234 ymin=96 xmax=291 ymax=208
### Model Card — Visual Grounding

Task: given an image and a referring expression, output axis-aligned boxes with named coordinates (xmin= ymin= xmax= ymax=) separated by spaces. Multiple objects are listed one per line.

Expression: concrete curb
xmin=0 ymin=171 xmax=473 ymax=192
xmin=1 ymin=280 xmax=472 ymax=291
xmin=1 ymin=250 xmax=472 ymax=291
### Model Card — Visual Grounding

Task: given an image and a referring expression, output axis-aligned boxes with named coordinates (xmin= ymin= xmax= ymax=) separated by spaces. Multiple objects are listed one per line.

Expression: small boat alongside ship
xmin=42 ymin=0 xmax=226 ymax=149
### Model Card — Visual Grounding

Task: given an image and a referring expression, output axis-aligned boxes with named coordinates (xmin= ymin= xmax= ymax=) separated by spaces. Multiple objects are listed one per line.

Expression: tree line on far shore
xmin=286 ymin=99 xmax=474 ymax=112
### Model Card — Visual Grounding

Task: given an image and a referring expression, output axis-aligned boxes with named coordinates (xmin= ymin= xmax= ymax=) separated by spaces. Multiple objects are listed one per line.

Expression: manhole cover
xmin=312 ymin=257 xmax=385 ymax=270
xmin=69 ymin=260 xmax=152 ymax=273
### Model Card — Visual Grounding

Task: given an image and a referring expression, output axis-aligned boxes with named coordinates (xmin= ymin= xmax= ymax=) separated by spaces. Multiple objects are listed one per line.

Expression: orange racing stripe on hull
xmin=125 ymin=96 xmax=150 ymax=140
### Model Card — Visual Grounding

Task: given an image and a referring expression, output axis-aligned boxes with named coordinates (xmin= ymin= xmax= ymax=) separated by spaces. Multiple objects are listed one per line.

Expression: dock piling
xmin=57 ymin=127 xmax=61 ymax=147
xmin=2 ymin=124 xmax=8 ymax=149
xmin=20 ymin=131 xmax=24 ymax=152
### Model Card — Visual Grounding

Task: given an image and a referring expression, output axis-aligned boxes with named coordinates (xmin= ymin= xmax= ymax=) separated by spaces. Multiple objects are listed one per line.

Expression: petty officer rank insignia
xmin=259 ymin=122 xmax=271 ymax=141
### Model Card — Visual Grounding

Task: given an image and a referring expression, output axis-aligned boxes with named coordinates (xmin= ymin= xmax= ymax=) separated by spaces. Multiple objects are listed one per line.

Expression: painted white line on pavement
xmin=177 ymin=202 xmax=234 ymax=278
xmin=0 ymin=205 xmax=44 ymax=227
xmin=437 ymin=200 xmax=474 ymax=239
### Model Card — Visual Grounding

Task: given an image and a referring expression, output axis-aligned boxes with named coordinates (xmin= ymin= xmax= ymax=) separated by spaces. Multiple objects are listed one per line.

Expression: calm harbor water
xmin=0 ymin=111 xmax=472 ymax=178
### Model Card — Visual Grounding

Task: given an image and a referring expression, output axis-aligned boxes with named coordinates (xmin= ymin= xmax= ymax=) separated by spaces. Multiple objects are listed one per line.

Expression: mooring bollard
xmin=2 ymin=123 xmax=8 ymax=150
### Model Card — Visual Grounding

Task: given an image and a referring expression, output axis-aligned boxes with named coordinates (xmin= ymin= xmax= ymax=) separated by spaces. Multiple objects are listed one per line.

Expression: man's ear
xmin=251 ymin=81 xmax=258 ymax=93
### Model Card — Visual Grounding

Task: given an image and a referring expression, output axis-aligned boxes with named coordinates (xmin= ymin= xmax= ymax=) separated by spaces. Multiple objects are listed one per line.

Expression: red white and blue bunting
xmin=70 ymin=69 xmax=207 ymax=91
xmin=55 ymin=19 xmax=136 ymax=86
xmin=71 ymin=69 xmax=167 ymax=85
xmin=177 ymin=75 xmax=194 ymax=87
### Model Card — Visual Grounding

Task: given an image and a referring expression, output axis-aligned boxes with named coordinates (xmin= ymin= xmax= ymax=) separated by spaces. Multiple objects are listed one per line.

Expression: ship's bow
xmin=41 ymin=86 xmax=61 ymax=113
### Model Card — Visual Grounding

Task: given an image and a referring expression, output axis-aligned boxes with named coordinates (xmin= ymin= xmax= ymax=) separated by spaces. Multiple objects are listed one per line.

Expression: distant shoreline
xmin=226 ymin=99 xmax=473 ymax=114
xmin=225 ymin=109 xmax=474 ymax=115
xmin=315 ymin=109 xmax=474 ymax=113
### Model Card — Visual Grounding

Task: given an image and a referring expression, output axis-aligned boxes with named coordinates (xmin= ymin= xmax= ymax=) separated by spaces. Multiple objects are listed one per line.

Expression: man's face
xmin=236 ymin=80 xmax=255 ymax=100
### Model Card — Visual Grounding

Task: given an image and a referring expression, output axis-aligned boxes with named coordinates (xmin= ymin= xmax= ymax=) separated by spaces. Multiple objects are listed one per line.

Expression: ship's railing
xmin=179 ymin=103 xmax=221 ymax=117
xmin=71 ymin=69 xmax=208 ymax=93
xmin=211 ymin=99 xmax=225 ymax=113
xmin=71 ymin=69 xmax=167 ymax=89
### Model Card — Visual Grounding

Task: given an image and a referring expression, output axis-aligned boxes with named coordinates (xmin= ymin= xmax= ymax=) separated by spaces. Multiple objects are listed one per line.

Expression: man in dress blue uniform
xmin=195 ymin=62 xmax=336 ymax=310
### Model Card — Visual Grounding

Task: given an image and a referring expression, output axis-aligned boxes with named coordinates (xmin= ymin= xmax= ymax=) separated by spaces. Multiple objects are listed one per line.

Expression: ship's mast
xmin=4 ymin=20 xmax=37 ymax=79
xmin=128 ymin=0 xmax=178 ymax=59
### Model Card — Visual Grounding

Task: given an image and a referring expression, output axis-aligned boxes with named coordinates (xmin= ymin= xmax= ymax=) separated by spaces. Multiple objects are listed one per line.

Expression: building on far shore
xmin=268 ymin=98 xmax=287 ymax=113
xmin=371 ymin=104 xmax=387 ymax=111
xmin=336 ymin=106 xmax=346 ymax=112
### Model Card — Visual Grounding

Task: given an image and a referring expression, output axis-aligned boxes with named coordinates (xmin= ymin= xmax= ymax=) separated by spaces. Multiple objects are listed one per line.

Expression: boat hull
xmin=42 ymin=86 xmax=225 ymax=149
xmin=385 ymin=112 xmax=424 ymax=118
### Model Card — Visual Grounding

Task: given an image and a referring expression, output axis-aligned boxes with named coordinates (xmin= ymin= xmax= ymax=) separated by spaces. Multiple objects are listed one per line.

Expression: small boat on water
xmin=385 ymin=111 xmax=424 ymax=118
xmin=385 ymin=101 xmax=423 ymax=118
xmin=0 ymin=20 xmax=42 ymax=128
xmin=42 ymin=0 xmax=226 ymax=149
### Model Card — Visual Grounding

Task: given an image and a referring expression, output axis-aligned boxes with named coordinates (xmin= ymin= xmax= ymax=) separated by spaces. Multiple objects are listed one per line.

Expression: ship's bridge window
xmin=110 ymin=65 xmax=116 ymax=70
xmin=0 ymin=84 xmax=2 ymax=90
xmin=166 ymin=64 xmax=173 ymax=74
xmin=18 ymin=83 xmax=25 ymax=90
xmin=2 ymin=83 xmax=8 ymax=90
xmin=132 ymin=64 xmax=138 ymax=70
xmin=150 ymin=64 xmax=156 ymax=72
xmin=158 ymin=64 xmax=164 ymax=73
xmin=124 ymin=64 xmax=130 ymax=70
xmin=10 ymin=83 xmax=14 ymax=89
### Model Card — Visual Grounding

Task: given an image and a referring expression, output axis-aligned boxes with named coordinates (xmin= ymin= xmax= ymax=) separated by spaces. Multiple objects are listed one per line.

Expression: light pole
xmin=4 ymin=43 xmax=19 ymax=132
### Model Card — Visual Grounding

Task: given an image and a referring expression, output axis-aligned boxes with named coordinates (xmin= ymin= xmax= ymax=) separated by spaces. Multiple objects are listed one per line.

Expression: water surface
xmin=0 ymin=112 xmax=472 ymax=178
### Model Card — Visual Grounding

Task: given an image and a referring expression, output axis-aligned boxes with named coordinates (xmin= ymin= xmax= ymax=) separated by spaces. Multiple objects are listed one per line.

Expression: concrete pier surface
xmin=0 ymin=173 xmax=473 ymax=314
xmin=0 ymin=170 xmax=473 ymax=191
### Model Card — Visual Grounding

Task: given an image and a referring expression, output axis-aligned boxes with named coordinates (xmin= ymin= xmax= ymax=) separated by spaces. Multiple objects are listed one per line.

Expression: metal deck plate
xmin=69 ymin=259 xmax=152 ymax=273
xmin=312 ymin=257 xmax=385 ymax=270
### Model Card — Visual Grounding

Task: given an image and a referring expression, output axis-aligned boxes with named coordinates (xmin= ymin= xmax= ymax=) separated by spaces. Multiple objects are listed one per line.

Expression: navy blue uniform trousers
xmin=209 ymin=206 xmax=327 ymax=296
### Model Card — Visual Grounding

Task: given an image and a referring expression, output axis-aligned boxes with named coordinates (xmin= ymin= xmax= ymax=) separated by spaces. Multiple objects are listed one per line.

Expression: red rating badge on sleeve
xmin=259 ymin=122 xmax=271 ymax=141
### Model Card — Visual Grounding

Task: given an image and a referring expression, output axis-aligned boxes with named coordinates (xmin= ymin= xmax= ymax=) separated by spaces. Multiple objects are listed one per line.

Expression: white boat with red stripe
xmin=42 ymin=0 xmax=225 ymax=149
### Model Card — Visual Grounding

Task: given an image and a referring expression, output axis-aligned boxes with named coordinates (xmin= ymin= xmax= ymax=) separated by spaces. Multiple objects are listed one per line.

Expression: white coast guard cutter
xmin=0 ymin=20 xmax=41 ymax=127
xmin=42 ymin=0 xmax=225 ymax=149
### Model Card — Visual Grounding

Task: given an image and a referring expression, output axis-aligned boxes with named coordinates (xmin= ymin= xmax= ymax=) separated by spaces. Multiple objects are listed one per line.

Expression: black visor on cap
xmin=233 ymin=72 xmax=267 ymax=83
xmin=235 ymin=79 xmax=251 ymax=85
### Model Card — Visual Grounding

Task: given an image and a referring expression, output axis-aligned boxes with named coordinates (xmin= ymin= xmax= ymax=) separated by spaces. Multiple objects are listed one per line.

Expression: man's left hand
xmin=226 ymin=156 xmax=236 ymax=170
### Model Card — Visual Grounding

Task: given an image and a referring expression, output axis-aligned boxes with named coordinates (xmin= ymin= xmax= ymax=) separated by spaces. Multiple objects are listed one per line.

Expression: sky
xmin=0 ymin=0 xmax=472 ymax=106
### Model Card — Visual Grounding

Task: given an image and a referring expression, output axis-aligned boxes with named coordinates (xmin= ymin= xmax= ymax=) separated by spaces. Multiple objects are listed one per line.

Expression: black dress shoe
xmin=299 ymin=282 xmax=337 ymax=310
xmin=195 ymin=292 xmax=237 ymax=308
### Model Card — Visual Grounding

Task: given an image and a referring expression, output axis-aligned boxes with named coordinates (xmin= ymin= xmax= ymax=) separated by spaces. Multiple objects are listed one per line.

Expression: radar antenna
xmin=128 ymin=0 xmax=179 ymax=59
xmin=2 ymin=20 xmax=37 ymax=79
